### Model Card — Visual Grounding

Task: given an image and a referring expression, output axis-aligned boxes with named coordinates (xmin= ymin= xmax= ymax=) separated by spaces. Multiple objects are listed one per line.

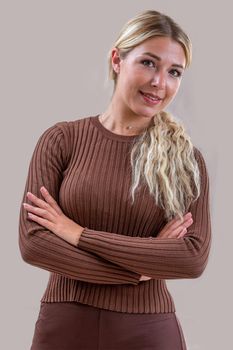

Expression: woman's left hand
xmin=22 ymin=186 xmax=84 ymax=246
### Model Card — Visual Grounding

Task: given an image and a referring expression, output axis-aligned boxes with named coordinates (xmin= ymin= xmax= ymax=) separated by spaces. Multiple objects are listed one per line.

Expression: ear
xmin=111 ymin=47 xmax=122 ymax=74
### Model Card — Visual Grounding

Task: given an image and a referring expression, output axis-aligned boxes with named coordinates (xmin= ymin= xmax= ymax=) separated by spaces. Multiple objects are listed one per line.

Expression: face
xmin=111 ymin=36 xmax=186 ymax=119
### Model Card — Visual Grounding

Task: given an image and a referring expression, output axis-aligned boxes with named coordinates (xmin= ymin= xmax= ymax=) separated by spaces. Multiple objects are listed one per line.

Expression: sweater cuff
xmin=78 ymin=227 xmax=141 ymax=285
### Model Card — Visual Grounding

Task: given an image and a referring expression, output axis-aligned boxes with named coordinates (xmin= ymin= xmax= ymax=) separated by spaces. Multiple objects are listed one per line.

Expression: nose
xmin=151 ymin=72 xmax=166 ymax=90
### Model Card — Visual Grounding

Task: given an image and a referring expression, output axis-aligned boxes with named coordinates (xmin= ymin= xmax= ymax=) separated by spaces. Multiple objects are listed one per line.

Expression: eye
xmin=170 ymin=69 xmax=182 ymax=78
xmin=141 ymin=59 xmax=155 ymax=68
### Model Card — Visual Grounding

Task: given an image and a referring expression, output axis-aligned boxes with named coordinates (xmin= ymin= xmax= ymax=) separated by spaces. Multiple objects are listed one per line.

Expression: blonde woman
xmin=19 ymin=9 xmax=211 ymax=350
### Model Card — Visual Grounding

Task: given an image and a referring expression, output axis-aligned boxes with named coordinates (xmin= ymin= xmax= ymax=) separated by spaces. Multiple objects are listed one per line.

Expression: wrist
xmin=75 ymin=225 xmax=85 ymax=246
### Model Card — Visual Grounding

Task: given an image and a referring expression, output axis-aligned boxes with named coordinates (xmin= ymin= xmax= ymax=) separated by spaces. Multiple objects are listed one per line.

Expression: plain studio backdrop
xmin=1 ymin=0 xmax=232 ymax=349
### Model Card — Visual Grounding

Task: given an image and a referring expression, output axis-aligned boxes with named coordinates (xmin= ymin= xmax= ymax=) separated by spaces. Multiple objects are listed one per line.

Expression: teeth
xmin=146 ymin=94 xmax=157 ymax=100
xmin=142 ymin=92 xmax=159 ymax=100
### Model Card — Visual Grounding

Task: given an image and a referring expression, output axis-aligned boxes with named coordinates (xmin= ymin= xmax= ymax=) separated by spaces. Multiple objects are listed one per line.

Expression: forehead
xmin=129 ymin=36 xmax=186 ymax=66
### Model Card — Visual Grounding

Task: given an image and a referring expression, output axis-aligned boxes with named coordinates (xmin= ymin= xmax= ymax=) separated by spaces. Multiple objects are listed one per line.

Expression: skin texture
xmin=23 ymin=187 xmax=84 ymax=246
xmin=100 ymin=36 xmax=186 ymax=135
xmin=23 ymin=37 xmax=193 ymax=281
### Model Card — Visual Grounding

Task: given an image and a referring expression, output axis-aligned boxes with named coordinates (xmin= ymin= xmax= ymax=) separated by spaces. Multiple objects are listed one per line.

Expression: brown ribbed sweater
xmin=19 ymin=114 xmax=211 ymax=314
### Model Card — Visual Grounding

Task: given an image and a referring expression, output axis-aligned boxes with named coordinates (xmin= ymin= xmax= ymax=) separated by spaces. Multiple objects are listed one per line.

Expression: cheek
xmin=121 ymin=76 xmax=140 ymax=97
xmin=123 ymin=66 xmax=149 ymax=88
xmin=167 ymin=80 xmax=181 ymax=97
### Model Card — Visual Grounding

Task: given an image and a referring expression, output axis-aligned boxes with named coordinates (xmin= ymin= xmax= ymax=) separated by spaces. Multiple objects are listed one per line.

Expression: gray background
xmin=1 ymin=0 xmax=232 ymax=349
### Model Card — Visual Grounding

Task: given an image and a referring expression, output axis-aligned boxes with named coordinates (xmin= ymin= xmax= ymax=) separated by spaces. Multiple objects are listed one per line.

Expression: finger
xmin=26 ymin=191 xmax=57 ymax=216
xmin=163 ymin=214 xmax=185 ymax=231
xmin=178 ymin=224 xmax=192 ymax=238
xmin=160 ymin=216 xmax=192 ymax=238
xmin=27 ymin=212 xmax=54 ymax=231
xmin=164 ymin=217 xmax=193 ymax=239
xmin=183 ymin=217 xmax=193 ymax=228
xmin=174 ymin=218 xmax=194 ymax=238
xmin=157 ymin=227 xmax=181 ymax=239
xmin=168 ymin=216 xmax=193 ymax=237
xmin=23 ymin=203 xmax=54 ymax=221
xmin=26 ymin=191 xmax=51 ymax=208
xmin=177 ymin=228 xmax=188 ymax=239
xmin=158 ymin=212 xmax=193 ymax=238
xmin=40 ymin=187 xmax=63 ymax=215
xmin=172 ymin=213 xmax=192 ymax=227
xmin=166 ymin=213 xmax=192 ymax=231
xmin=178 ymin=231 xmax=188 ymax=239
xmin=167 ymin=226 xmax=187 ymax=238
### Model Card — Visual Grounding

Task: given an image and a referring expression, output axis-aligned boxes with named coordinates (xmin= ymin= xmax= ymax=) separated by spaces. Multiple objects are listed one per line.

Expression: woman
xmin=19 ymin=9 xmax=211 ymax=350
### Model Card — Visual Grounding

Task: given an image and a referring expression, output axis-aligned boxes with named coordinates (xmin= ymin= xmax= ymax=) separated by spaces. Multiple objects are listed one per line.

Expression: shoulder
xmin=33 ymin=115 xmax=94 ymax=166
xmin=37 ymin=114 xmax=94 ymax=148
xmin=193 ymin=146 xmax=208 ymax=169
xmin=38 ymin=115 xmax=94 ymax=145
xmin=193 ymin=146 xmax=209 ymax=189
xmin=53 ymin=115 xmax=93 ymax=135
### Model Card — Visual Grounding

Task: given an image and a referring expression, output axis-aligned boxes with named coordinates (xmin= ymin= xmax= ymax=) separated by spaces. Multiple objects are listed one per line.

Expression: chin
xmin=135 ymin=108 xmax=160 ymax=119
xmin=134 ymin=104 xmax=164 ymax=118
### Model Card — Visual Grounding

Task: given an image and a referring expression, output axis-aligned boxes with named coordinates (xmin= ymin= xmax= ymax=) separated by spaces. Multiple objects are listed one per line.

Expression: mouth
xmin=139 ymin=91 xmax=163 ymax=105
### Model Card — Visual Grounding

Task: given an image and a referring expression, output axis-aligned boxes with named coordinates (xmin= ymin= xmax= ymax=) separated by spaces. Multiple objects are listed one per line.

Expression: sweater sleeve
xmin=78 ymin=148 xmax=212 ymax=279
xmin=18 ymin=122 xmax=141 ymax=285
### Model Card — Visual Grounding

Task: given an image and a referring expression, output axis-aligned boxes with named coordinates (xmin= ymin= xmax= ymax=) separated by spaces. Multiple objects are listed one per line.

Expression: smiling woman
xmin=19 ymin=9 xmax=211 ymax=350
xmin=111 ymin=36 xmax=186 ymax=112
xmin=104 ymin=17 xmax=200 ymax=223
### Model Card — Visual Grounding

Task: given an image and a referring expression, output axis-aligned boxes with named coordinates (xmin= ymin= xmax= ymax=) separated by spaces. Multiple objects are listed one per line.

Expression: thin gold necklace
xmin=99 ymin=113 xmax=148 ymax=132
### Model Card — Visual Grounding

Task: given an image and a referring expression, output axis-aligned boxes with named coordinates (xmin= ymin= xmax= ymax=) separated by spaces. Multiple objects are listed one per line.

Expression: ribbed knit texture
xmin=19 ymin=115 xmax=211 ymax=314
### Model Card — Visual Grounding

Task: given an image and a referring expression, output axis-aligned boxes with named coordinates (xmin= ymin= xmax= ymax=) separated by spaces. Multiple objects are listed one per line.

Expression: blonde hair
xmin=108 ymin=10 xmax=200 ymax=221
xmin=108 ymin=10 xmax=192 ymax=87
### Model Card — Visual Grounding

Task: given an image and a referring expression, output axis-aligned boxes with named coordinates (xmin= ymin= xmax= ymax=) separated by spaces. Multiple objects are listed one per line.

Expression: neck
xmin=100 ymin=98 xmax=155 ymax=136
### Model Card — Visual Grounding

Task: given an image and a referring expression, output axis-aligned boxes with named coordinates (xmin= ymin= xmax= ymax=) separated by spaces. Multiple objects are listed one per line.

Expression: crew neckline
xmin=90 ymin=114 xmax=142 ymax=142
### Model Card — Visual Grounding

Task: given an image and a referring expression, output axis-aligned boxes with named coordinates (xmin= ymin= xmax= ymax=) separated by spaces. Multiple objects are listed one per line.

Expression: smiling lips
xmin=139 ymin=91 xmax=163 ymax=104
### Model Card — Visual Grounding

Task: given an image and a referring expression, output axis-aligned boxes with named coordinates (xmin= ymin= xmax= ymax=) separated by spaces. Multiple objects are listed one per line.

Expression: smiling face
xmin=111 ymin=36 xmax=186 ymax=119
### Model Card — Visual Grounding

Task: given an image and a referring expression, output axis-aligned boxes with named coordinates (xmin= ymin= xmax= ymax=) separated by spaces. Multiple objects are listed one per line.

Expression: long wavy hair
xmin=107 ymin=10 xmax=201 ymax=221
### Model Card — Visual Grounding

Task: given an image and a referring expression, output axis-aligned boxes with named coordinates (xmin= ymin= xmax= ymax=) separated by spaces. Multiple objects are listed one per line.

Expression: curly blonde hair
xmin=108 ymin=10 xmax=201 ymax=221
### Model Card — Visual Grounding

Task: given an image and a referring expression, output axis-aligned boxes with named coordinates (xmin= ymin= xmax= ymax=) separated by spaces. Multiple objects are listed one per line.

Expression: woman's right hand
xmin=139 ymin=212 xmax=193 ymax=282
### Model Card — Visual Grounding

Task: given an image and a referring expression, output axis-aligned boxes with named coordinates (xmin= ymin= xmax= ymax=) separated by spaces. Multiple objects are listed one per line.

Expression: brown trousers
xmin=30 ymin=301 xmax=187 ymax=350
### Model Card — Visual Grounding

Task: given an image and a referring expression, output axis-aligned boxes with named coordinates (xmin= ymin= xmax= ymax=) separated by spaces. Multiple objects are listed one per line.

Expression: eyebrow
xmin=141 ymin=52 xmax=185 ymax=70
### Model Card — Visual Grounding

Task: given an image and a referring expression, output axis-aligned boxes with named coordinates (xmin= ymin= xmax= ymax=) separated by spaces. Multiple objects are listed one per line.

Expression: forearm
xmin=77 ymin=223 xmax=211 ymax=279
xmin=19 ymin=123 xmax=141 ymax=286
xmin=19 ymin=201 xmax=141 ymax=285
xmin=77 ymin=146 xmax=212 ymax=280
